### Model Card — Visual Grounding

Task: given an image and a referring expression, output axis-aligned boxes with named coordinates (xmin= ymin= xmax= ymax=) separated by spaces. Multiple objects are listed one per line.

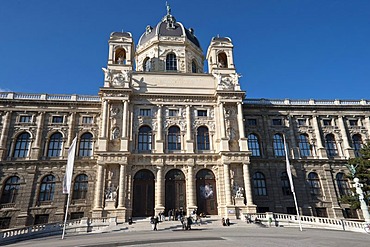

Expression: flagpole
xmin=62 ymin=192 xmax=71 ymax=239
xmin=61 ymin=136 xmax=77 ymax=239
xmin=283 ymin=136 xmax=303 ymax=231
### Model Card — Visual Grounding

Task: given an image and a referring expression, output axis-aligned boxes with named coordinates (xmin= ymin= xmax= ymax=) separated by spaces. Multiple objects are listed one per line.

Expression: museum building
xmin=0 ymin=8 xmax=368 ymax=229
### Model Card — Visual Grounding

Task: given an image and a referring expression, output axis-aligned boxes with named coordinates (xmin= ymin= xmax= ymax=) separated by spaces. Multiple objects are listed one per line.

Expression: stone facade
xmin=0 ymin=9 xmax=368 ymax=229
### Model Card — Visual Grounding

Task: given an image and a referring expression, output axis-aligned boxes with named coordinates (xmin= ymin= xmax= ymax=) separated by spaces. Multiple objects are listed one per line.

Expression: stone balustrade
xmin=0 ymin=92 xmax=100 ymax=102
xmin=0 ymin=217 xmax=115 ymax=245
xmin=244 ymin=98 xmax=369 ymax=106
xmin=246 ymin=212 xmax=368 ymax=233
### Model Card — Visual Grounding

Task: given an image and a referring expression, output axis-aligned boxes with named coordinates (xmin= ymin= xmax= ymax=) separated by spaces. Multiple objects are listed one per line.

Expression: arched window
xmin=168 ymin=126 xmax=181 ymax=150
xmin=79 ymin=133 xmax=93 ymax=157
xmin=47 ymin=132 xmax=63 ymax=157
xmin=248 ymin=134 xmax=261 ymax=157
xmin=191 ymin=60 xmax=197 ymax=73
xmin=166 ymin=53 xmax=177 ymax=71
xmin=299 ymin=134 xmax=311 ymax=157
xmin=273 ymin=134 xmax=285 ymax=157
xmin=217 ymin=52 xmax=228 ymax=68
xmin=115 ymin=48 xmax=126 ymax=64
xmin=13 ymin=132 xmax=31 ymax=158
xmin=197 ymin=126 xmax=210 ymax=150
xmin=253 ymin=172 xmax=267 ymax=196
xmin=307 ymin=172 xmax=321 ymax=196
xmin=1 ymin=176 xmax=20 ymax=204
xmin=281 ymin=172 xmax=292 ymax=196
xmin=39 ymin=175 xmax=55 ymax=201
xmin=73 ymin=174 xmax=88 ymax=200
xmin=325 ymin=134 xmax=338 ymax=157
xmin=138 ymin=126 xmax=152 ymax=152
xmin=352 ymin=134 xmax=363 ymax=157
xmin=143 ymin=57 xmax=151 ymax=72
xmin=336 ymin=172 xmax=350 ymax=197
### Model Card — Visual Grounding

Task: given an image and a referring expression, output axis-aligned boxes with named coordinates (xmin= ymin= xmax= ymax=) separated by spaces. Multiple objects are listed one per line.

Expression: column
xmin=101 ymin=100 xmax=108 ymax=138
xmin=237 ymin=102 xmax=245 ymax=139
xmin=237 ymin=102 xmax=248 ymax=151
xmin=121 ymin=100 xmax=128 ymax=138
xmin=223 ymin=164 xmax=232 ymax=205
xmin=118 ymin=164 xmax=126 ymax=208
xmin=288 ymin=115 xmax=298 ymax=158
xmin=155 ymin=105 xmax=164 ymax=153
xmin=187 ymin=165 xmax=195 ymax=207
xmin=31 ymin=112 xmax=44 ymax=159
xmin=0 ymin=111 xmax=11 ymax=148
xmin=157 ymin=105 xmax=162 ymax=141
xmin=312 ymin=116 xmax=326 ymax=158
xmin=243 ymin=163 xmax=255 ymax=207
xmin=338 ymin=116 xmax=352 ymax=158
xmin=0 ymin=111 xmax=11 ymax=159
xmin=156 ymin=166 xmax=164 ymax=209
xmin=94 ymin=165 xmax=105 ymax=209
xmin=186 ymin=105 xmax=192 ymax=141
xmin=219 ymin=103 xmax=226 ymax=138
xmin=67 ymin=112 xmax=76 ymax=146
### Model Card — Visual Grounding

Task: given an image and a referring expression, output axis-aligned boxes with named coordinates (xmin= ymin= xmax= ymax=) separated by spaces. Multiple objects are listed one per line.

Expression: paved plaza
xmin=5 ymin=220 xmax=370 ymax=247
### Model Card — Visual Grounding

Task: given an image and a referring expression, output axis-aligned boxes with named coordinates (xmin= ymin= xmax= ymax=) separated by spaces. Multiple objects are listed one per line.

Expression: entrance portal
xmin=165 ymin=169 xmax=186 ymax=214
xmin=132 ymin=169 xmax=154 ymax=217
xmin=196 ymin=169 xmax=218 ymax=215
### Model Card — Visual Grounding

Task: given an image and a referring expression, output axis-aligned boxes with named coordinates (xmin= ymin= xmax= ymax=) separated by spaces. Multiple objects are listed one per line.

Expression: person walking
xmin=154 ymin=215 xmax=159 ymax=231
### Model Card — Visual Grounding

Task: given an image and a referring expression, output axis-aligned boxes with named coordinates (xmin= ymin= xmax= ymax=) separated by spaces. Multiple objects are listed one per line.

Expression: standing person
xmin=150 ymin=216 xmax=155 ymax=230
xmin=154 ymin=215 xmax=159 ymax=231
xmin=168 ymin=209 xmax=172 ymax=221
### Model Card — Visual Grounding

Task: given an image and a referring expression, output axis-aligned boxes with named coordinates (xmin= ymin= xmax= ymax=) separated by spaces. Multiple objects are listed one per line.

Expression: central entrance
xmin=196 ymin=169 xmax=218 ymax=215
xmin=165 ymin=169 xmax=186 ymax=214
xmin=132 ymin=169 xmax=154 ymax=217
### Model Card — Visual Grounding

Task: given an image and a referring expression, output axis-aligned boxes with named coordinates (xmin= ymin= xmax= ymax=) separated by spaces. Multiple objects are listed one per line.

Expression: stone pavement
xmin=5 ymin=217 xmax=370 ymax=247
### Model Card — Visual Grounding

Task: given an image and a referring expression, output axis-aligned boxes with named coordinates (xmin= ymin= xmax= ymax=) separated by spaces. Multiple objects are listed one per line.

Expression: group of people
xmin=150 ymin=209 xmax=203 ymax=231
xmin=222 ymin=217 xmax=231 ymax=226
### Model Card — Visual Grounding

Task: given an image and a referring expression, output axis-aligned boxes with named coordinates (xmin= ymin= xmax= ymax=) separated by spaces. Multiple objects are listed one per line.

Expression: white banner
xmin=63 ymin=137 xmax=77 ymax=194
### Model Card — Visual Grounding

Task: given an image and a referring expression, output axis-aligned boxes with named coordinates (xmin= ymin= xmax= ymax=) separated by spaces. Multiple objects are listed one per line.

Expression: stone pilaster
xmin=338 ymin=116 xmax=354 ymax=158
xmin=92 ymin=164 xmax=105 ymax=217
xmin=312 ymin=116 xmax=327 ymax=158
xmin=237 ymin=102 xmax=248 ymax=151
xmin=0 ymin=111 xmax=11 ymax=159
xmin=186 ymin=105 xmax=194 ymax=152
xmin=243 ymin=163 xmax=257 ymax=212
xmin=155 ymin=105 xmax=164 ymax=153
xmin=121 ymin=100 xmax=129 ymax=151
xmin=30 ymin=112 xmax=44 ymax=159
xmin=219 ymin=102 xmax=229 ymax=151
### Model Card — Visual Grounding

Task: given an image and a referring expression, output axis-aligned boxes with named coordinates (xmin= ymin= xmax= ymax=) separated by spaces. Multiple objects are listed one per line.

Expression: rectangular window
xmin=247 ymin=119 xmax=257 ymax=126
xmin=0 ymin=217 xmax=11 ymax=229
xmin=349 ymin=119 xmax=358 ymax=126
xmin=70 ymin=212 xmax=84 ymax=220
xmin=197 ymin=110 xmax=207 ymax=117
xmin=272 ymin=119 xmax=282 ymax=126
xmin=297 ymin=119 xmax=306 ymax=126
xmin=315 ymin=208 xmax=328 ymax=218
xmin=169 ymin=109 xmax=178 ymax=117
xmin=82 ymin=116 xmax=93 ymax=124
xmin=19 ymin=115 xmax=31 ymax=123
xmin=34 ymin=214 xmax=49 ymax=225
xmin=52 ymin=116 xmax=63 ymax=123
xmin=323 ymin=119 xmax=331 ymax=126
xmin=139 ymin=109 xmax=151 ymax=116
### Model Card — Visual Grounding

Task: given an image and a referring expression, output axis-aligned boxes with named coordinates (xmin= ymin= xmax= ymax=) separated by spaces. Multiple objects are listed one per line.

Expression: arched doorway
xmin=196 ymin=169 xmax=218 ymax=215
xmin=165 ymin=169 xmax=186 ymax=214
xmin=132 ymin=169 xmax=154 ymax=217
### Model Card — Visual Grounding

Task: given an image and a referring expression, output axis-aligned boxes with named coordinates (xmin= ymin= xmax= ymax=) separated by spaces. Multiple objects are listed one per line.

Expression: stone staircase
xmin=97 ymin=216 xmax=263 ymax=233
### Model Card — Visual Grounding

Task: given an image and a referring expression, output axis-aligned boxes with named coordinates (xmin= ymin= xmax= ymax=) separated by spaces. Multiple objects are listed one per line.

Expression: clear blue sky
xmin=1 ymin=0 xmax=369 ymax=100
